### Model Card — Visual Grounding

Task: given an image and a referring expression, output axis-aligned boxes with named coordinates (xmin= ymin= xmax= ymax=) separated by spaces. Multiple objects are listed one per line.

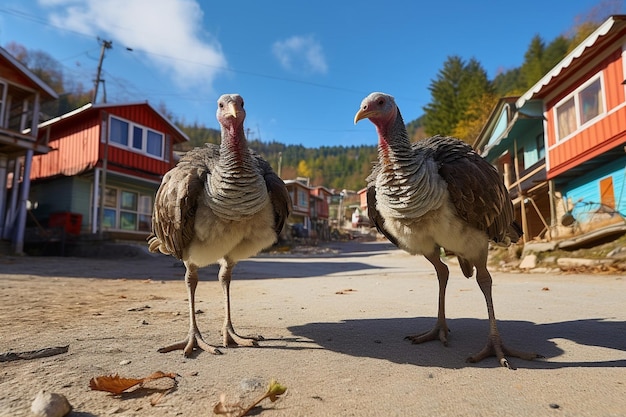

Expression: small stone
xmin=31 ymin=390 xmax=72 ymax=417
xmin=549 ymin=403 xmax=560 ymax=409
xmin=519 ymin=254 xmax=537 ymax=269
xmin=119 ymin=359 xmax=131 ymax=365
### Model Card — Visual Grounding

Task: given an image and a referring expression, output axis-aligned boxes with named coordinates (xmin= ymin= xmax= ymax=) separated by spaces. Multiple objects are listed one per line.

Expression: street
xmin=0 ymin=240 xmax=624 ymax=416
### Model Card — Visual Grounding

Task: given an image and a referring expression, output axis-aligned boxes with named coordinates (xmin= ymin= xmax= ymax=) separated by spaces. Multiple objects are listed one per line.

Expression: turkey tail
xmin=458 ymin=256 xmax=474 ymax=278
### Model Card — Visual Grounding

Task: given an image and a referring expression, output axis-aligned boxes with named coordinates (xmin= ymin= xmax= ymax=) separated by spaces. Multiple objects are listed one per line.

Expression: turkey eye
xmin=219 ymin=103 xmax=224 ymax=108
xmin=241 ymin=101 xmax=244 ymax=108
xmin=378 ymin=99 xmax=385 ymax=106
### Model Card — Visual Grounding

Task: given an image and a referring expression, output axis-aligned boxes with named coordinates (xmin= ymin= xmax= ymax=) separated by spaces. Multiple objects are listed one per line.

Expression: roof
xmin=516 ymin=15 xmax=626 ymax=109
xmin=473 ymin=96 xmax=519 ymax=152
xmin=0 ymin=46 xmax=58 ymax=100
xmin=39 ymin=101 xmax=189 ymax=143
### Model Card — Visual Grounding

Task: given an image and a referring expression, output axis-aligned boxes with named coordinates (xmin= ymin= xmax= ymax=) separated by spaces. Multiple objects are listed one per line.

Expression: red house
xmin=311 ymin=185 xmax=332 ymax=239
xmin=29 ymin=101 xmax=189 ymax=240
xmin=284 ymin=180 xmax=333 ymax=239
xmin=516 ymin=15 xmax=626 ymax=240
xmin=476 ymin=15 xmax=626 ymax=244
xmin=0 ymin=46 xmax=58 ymax=254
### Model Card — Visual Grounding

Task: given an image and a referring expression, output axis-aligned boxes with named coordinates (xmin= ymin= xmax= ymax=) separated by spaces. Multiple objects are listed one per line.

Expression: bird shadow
xmin=288 ymin=316 xmax=626 ymax=369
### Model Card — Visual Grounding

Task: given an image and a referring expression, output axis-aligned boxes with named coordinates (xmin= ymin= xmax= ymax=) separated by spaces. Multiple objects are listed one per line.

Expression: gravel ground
xmin=0 ymin=241 xmax=624 ymax=417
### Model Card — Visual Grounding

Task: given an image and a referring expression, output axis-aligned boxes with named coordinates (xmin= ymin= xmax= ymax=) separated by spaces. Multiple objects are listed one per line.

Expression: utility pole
xmin=93 ymin=39 xmax=112 ymax=103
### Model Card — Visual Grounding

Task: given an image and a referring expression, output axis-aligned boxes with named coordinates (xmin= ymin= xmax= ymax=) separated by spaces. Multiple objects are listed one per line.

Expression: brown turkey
xmin=148 ymin=93 xmax=291 ymax=357
xmin=354 ymin=92 xmax=541 ymax=368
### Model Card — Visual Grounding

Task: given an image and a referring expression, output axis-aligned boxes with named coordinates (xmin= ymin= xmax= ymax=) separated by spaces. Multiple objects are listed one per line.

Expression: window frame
xmin=553 ymin=73 xmax=606 ymax=142
xmin=101 ymin=186 xmax=153 ymax=232
xmin=108 ymin=115 xmax=164 ymax=159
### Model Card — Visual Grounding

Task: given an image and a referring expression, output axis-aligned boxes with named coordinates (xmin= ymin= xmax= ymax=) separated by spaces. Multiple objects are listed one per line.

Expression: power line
xmin=0 ymin=6 xmax=421 ymax=103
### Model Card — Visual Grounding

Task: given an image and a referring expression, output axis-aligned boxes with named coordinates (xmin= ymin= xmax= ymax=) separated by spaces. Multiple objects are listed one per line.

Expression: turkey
xmin=148 ymin=93 xmax=291 ymax=357
xmin=354 ymin=92 xmax=540 ymax=368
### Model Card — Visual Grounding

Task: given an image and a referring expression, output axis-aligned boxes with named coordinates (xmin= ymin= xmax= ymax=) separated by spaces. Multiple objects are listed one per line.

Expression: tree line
xmin=5 ymin=2 xmax=616 ymax=191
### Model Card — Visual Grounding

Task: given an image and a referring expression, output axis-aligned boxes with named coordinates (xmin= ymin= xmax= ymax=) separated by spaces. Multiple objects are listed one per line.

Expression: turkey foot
xmin=466 ymin=335 xmax=542 ymax=369
xmin=405 ymin=322 xmax=449 ymax=346
xmin=158 ymin=329 xmax=222 ymax=357
xmin=223 ymin=324 xmax=264 ymax=347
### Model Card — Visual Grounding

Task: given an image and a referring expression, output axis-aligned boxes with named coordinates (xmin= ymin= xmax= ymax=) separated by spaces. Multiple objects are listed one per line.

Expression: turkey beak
xmin=354 ymin=107 xmax=374 ymax=124
xmin=228 ymin=102 xmax=239 ymax=118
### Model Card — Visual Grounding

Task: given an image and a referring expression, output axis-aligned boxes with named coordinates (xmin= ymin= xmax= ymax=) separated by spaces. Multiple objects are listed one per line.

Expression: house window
xmin=536 ymin=133 xmax=545 ymax=160
xmin=108 ymin=116 xmax=164 ymax=159
xmin=556 ymin=97 xmax=576 ymax=139
xmin=579 ymin=78 xmax=602 ymax=124
xmin=138 ymin=196 xmax=153 ymax=232
xmin=102 ymin=186 xmax=153 ymax=232
xmin=146 ymin=130 xmax=163 ymax=157
xmin=555 ymin=74 xmax=605 ymax=141
xmin=110 ymin=117 xmax=129 ymax=146
xmin=298 ymin=190 xmax=309 ymax=208
xmin=132 ymin=126 xmax=143 ymax=150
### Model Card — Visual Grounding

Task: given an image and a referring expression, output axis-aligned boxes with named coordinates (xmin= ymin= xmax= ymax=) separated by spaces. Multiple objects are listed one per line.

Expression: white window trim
xmin=108 ymin=115 xmax=165 ymax=160
xmin=553 ymin=72 xmax=606 ymax=143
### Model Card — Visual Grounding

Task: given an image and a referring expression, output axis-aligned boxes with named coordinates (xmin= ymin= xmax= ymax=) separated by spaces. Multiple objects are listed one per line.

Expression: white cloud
xmin=272 ymin=35 xmax=328 ymax=75
xmin=39 ymin=0 xmax=227 ymax=88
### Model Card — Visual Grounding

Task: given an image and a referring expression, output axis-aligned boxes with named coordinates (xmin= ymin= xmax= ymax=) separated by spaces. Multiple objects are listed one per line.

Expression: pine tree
xmin=423 ymin=55 xmax=466 ymax=136
xmin=423 ymin=56 xmax=493 ymax=141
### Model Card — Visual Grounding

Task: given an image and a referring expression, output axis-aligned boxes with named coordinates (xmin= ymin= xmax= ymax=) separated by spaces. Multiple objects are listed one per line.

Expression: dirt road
xmin=1 ymin=241 xmax=624 ymax=416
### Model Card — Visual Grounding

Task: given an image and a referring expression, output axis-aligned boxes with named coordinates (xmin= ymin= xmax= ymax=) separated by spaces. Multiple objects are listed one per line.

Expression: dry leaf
xmin=89 ymin=371 xmax=178 ymax=395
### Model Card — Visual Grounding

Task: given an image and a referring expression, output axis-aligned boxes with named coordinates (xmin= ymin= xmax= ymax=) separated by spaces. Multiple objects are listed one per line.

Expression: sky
xmin=0 ymin=0 xmax=622 ymax=148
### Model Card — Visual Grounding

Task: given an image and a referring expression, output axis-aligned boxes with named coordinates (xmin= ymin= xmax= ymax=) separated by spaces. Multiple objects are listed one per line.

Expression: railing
xmin=560 ymin=200 xmax=626 ymax=234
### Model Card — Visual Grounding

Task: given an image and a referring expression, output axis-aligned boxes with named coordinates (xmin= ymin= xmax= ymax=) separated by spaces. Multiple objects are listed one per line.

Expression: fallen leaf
xmin=89 ymin=371 xmax=178 ymax=395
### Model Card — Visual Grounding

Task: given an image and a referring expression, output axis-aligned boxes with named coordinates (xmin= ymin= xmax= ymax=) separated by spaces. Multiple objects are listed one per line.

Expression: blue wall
xmin=562 ymin=156 xmax=626 ymax=216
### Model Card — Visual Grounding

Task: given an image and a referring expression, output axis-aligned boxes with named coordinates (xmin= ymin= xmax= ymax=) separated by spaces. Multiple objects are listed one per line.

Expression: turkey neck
xmin=206 ymin=124 xmax=269 ymax=221
xmin=374 ymin=109 xmax=446 ymax=219
xmin=376 ymin=109 xmax=412 ymax=162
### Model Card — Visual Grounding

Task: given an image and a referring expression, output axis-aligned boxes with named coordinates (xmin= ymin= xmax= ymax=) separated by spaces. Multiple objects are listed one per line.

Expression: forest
xmin=4 ymin=6 xmax=613 ymax=191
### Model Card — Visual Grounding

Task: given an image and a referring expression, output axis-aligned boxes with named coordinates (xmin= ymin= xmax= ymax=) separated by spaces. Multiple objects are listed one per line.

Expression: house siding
xmin=546 ymin=46 xmax=626 ymax=179
xmin=105 ymin=145 xmax=170 ymax=181
xmin=562 ymin=158 xmax=626 ymax=214
xmin=31 ymin=118 xmax=100 ymax=179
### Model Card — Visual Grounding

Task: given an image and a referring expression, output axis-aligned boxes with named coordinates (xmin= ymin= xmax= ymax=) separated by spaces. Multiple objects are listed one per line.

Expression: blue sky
xmin=0 ymin=0 xmax=622 ymax=148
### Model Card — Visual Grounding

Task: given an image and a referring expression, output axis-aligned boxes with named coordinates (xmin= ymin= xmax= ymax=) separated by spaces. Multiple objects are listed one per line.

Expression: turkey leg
xmin=405 ymin=252 xmax=450 ymax=345
xmin=219 ymin=258 xmax=263 ymax=347
xmin=466 ymin=265 xmax=542 ymax=368
xmin=158 ymin=262 xmax=222 ymax=356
